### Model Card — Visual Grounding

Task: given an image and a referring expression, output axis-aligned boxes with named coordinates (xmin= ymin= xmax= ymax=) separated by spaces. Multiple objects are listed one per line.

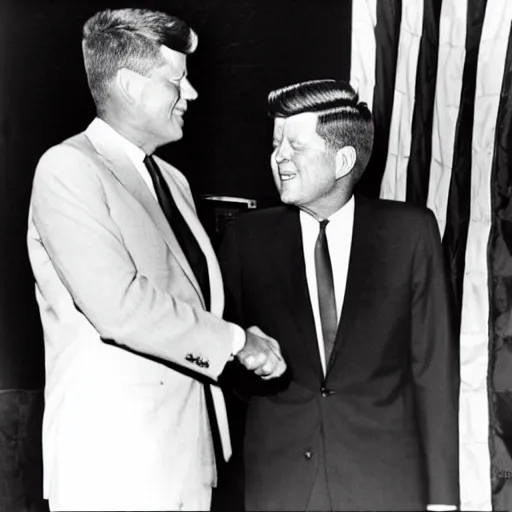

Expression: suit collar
xmin=273 ymin=208 xmax=324 ymax=380
xmin=84 ymin=118 xmax=207 ymax=309
xmin=326 ymin=194 xmax=377 ymax=375
xmin=272 ymin=195 xmax=378 ymax=381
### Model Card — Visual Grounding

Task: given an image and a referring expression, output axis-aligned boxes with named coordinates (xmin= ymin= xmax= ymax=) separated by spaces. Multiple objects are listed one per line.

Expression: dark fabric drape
xmin=489 ymin=18 xmax=512 ymax=511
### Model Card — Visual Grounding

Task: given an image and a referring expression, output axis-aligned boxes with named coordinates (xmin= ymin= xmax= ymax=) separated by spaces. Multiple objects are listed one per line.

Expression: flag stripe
xmin=405 ymin=0 xmax=442 ymax=205
xmin=442 ymin=0 xmax=487 ymax=329
xmin=426 ymin=0 xmax=468 ymax=236
xmin=356 ymin=0 xmax=402 ymax=198
xmin=380 ymin=0 xmax=424 ymax=202
xmin=458 ymin=1 xmax=512 ymax=509
xmin=487 ymin=7 xmax=512 ymax=511
xmin=350 ymin=0 xmax=378 ymax=109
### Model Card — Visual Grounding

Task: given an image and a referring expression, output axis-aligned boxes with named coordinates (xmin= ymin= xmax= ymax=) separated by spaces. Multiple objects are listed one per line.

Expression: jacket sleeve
xmin=30 ymin=144 xmax=238 ymax=380
xmin=410 ymin=209 xmax=460 ymax=506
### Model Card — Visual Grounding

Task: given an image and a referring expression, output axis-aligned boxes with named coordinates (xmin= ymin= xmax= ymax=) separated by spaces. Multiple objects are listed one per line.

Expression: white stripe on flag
xmin=459 ymin=2 xmax=512 ymax=510
xmin=380 ymin=0 xmax=424 ymax=201
xmin=350 ymin=0 xmax=378 ymax=108
xmin=426 ymin=0 xmax=467 ymax=236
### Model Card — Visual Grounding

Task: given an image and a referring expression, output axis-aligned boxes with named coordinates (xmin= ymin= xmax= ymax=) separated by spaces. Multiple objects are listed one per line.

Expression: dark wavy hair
xmin=268 ymin=79 xmax=374 ymax=182
xmin=82 ymin=8 xmax=197 ymax=115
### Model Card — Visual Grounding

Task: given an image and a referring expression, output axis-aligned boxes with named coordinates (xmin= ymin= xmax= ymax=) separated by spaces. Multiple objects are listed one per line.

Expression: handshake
xmin=234 ymin=326 xmax=287 ymax=380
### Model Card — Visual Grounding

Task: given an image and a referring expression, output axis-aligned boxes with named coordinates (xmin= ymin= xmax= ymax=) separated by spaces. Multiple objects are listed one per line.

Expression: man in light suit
xmin=219 ymin=80 xmax=459 ymax=511
xmin=26 ymin=8 xmax=285 ymax=512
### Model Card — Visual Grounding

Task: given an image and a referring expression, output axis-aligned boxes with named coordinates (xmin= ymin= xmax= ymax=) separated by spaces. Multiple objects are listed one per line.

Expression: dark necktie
xmin=143 ymin=155 xmax=225 ymax=465
xmin=315 ymin=219 xmax=338 ymax=366
xmin=143 ymin=155 xmax=210 ymax=310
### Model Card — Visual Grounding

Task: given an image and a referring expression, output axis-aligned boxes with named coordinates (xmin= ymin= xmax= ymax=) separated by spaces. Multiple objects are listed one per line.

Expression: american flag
xmin=350 ymin=1 xmax=512 ymax=510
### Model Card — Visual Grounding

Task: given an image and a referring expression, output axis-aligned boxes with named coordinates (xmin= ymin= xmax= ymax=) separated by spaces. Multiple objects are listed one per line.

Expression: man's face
xmin=135 ymin=45 xmax=198 ymax=146
xmin=271 ymin=112 xmax=337 ymax=211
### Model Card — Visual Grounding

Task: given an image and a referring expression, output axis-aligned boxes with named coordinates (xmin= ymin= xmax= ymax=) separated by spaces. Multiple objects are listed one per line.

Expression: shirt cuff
xmin=230 ymin=324 xmax=246 ymax=357
xmin=426 ymin=505 xmax=457 ymax=511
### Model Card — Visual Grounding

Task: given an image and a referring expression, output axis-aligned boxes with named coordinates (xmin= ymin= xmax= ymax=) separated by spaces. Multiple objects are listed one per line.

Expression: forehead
xmin=273 ymin=112 xmax=320 ymax=139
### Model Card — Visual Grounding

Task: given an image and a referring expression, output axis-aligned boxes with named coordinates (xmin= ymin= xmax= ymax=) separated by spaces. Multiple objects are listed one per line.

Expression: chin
xmin=167 ymin=127 xmax=184 ymax=143
xmin=279 ymin=191 xmax=298 ymax=206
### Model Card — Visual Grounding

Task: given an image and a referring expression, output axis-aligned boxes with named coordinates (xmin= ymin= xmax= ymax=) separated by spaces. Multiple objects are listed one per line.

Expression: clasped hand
xmin=236 ymin=326 xmax=287 ymax=380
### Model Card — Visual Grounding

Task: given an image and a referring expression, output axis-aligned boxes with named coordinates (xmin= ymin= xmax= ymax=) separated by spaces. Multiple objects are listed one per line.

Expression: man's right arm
xmin=31 ymin=145 xmax=284 ymax=381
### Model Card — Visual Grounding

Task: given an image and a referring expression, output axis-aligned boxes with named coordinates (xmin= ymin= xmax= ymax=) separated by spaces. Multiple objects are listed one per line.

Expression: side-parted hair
xmin=82 ymin=8 xmax=197 ymax=115
xmin=268 ymin=79 xmax=374 ymax=183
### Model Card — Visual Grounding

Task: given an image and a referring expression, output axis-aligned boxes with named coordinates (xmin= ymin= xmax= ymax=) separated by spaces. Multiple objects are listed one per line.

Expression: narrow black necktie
xmin=314 ymin=219 xmax=338 ymax=366
xmin=143 ymin=155 xmax=225 ymax=466
xmin=143 ymin=155 xmax=210 ymax=310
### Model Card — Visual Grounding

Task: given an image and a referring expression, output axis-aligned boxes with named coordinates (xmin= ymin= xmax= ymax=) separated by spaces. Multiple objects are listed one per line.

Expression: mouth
xmin=174 ymin=103 xmax=187 ymax=115
xmin=279 ymin=171 xmax=297 ymax=181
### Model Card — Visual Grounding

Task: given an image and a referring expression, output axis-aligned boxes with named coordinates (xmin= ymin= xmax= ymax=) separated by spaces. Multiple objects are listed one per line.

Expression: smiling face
xmin=132 ymin=45 xmax=198 ymax=148
xmin=271 ymin=112 xmax=339 ymax=213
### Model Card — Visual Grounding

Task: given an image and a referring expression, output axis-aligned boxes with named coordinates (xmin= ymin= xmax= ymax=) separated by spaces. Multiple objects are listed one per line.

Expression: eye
xmin=272 ymin=139 xmax=281 ymax=149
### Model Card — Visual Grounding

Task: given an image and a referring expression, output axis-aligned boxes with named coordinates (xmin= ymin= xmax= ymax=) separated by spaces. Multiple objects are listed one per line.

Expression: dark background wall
xmin=0 ymin=0 xmax=352 ymax=508
xmin=0 ymin=0 xmax=352 ymax=391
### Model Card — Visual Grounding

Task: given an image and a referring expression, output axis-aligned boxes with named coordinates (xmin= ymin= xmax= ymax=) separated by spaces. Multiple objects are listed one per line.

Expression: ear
xmin=115 ymin=68 xmax=143 ymax=105
xmin=334 ymin=145 xmax=357 ymax=179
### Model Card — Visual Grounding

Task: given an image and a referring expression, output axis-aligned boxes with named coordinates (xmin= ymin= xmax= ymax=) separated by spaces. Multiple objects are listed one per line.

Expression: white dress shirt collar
xmin=299 ymin=195 xmax=355 ymax=230
xmin=88 ymin=117 xmax=157 ymax=199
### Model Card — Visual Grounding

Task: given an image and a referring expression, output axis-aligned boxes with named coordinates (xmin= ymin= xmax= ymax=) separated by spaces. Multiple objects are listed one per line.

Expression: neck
xmin=99 ymin=111 xmax=158 ymax=155
xmin=300 ymin=191 xmax=353 ymax=221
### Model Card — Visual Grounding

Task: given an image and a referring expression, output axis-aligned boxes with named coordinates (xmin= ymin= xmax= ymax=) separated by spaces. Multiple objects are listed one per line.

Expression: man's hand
xmin=236 ymin=326 xmax=287 ymax=380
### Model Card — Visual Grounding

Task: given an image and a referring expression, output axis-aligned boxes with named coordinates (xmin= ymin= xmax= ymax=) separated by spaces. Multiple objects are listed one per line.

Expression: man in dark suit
xmin=218 ymin=79 xmax=459 ymax=511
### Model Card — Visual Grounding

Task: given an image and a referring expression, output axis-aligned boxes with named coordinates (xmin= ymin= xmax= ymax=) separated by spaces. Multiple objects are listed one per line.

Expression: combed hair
xmin=268 ymin=79 xmax=374 ymax=182
xmin=82 ymin=8 xmax=198 ymax=115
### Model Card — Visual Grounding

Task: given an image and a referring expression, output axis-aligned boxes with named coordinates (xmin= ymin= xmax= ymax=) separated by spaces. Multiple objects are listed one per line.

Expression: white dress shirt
xmin=92 ymin=118 xmax=246 ymax=355
xmin=300 ymin=196 xmax=355 ymax=376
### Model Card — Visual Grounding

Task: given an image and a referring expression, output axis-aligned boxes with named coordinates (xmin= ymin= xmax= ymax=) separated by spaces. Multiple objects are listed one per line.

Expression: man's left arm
xmin=410 ymin=209 xmax=460 ymax=509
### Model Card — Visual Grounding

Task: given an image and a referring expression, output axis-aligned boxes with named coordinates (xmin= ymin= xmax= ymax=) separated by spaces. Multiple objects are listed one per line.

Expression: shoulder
xmin=360 ymin=195 xmax=432 ymax=218
xmin=220 ymin=205 xmax=293 ymax=249
xmin=358 ymin=195 xmax=437 ymax=229
xmin=35 ymin=132 xmax=96 ymax=175
xmin=32 ymin=132 xmax=105 ymax=197
xmin=229 ymin=205 xmax=293 ymax=233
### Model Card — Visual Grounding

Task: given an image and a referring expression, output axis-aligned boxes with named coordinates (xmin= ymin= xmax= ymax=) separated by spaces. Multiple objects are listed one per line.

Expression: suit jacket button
xmin=321 ymin=387 xmax=334 ymax=398
xmin=303 ymin=450 xmax=313 ymax=460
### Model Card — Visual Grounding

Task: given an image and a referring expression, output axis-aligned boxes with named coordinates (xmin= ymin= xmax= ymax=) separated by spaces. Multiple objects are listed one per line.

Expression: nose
xmin=181 ymin=77 xmax=198 ymax=101
xmin=274 ymin=140 xmax=291 ymax=163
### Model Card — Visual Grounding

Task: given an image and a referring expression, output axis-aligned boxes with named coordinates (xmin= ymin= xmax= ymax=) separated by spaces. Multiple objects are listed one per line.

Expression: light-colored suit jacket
xmin=26 ymin=119 xmax=239 ymax=511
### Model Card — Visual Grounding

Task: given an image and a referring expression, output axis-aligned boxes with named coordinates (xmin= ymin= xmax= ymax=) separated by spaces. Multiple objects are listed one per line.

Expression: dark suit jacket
xmin=218 ymin=195 xmax=460 ymax=511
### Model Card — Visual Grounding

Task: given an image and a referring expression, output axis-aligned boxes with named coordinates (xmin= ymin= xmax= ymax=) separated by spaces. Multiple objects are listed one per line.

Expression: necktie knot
xmin=319 ymin=219 xmax=329 ymax=233
xmin=143 ymin=154 xmax=159 ymax=176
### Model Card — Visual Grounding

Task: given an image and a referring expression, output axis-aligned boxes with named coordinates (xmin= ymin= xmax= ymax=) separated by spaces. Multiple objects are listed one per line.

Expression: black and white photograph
xmin=0 ymin=0 xmax=511 ymax=511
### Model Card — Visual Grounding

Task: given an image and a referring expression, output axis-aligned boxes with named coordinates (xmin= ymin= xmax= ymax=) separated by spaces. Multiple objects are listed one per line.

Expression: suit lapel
xmin=327 ymin=195 xmax=377 ymax=374
xmin=84 ymin=121 xmax=205 ymax=308
xmin=274 ymin=208 xmax=323 ymax=380
xmin=157 ymin=158 xmax=225 ymax=316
